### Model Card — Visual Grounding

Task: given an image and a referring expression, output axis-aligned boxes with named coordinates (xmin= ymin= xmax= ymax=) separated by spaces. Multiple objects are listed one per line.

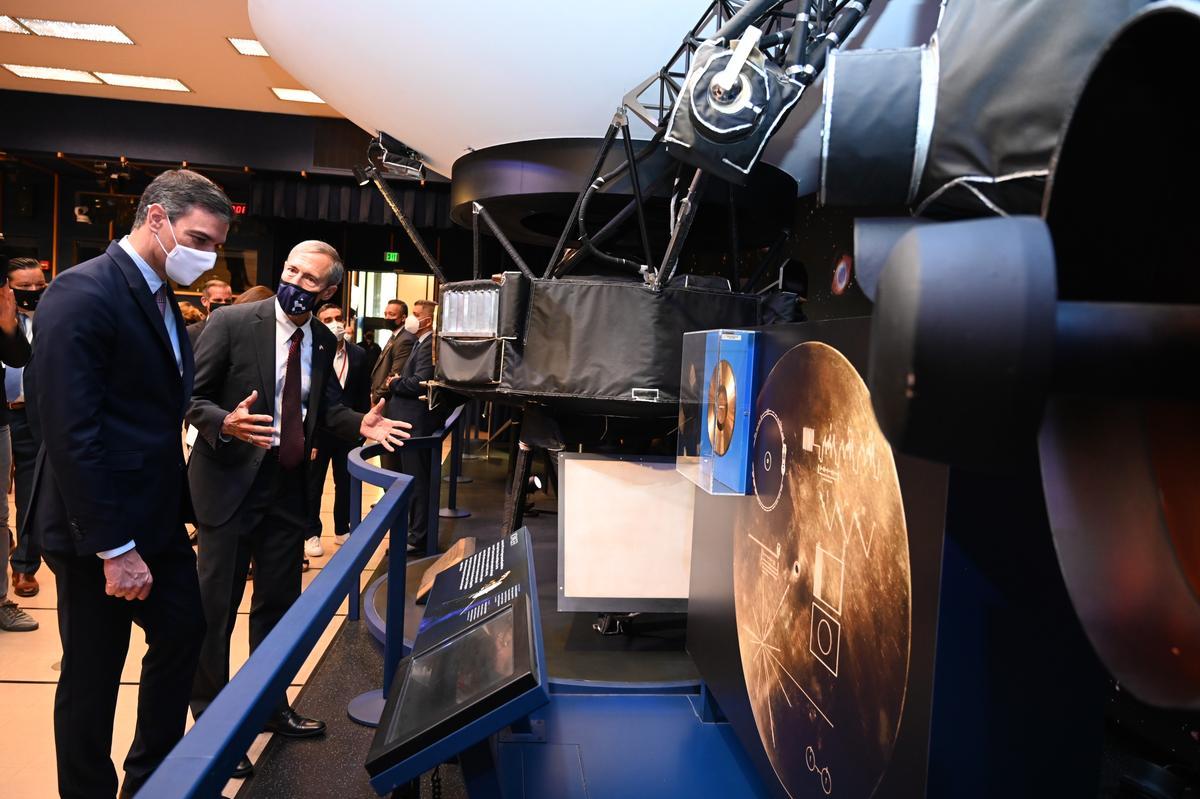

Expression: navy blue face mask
xmin=276 ymin=280 xmax=321 ymax=316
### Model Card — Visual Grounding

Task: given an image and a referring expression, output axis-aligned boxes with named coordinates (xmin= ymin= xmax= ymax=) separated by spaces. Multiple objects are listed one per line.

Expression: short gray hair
xmin=133 ymin=169 xmax=233 ymax=228
xmin=287 ymin=240 xmax=344 ymax=288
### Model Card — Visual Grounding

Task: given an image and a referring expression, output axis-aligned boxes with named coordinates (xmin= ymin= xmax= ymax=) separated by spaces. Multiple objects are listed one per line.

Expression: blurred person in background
xmin=387 ymin=299 xmax=439 ymax=552
xmin=0 ymin=258 xmax=34 ymax=631
xmin=179 ymin=302 xmax=204 ymax=326
xmin=186 ymin=279 xmax=232 ymax=347
xmin=5 ymin=257 xmax=46 ymax=602
xmin=304 ymin=302 xmax=372 ymax=558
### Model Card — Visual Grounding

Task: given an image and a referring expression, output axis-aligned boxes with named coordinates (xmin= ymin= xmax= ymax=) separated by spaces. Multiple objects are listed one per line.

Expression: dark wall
xmin=0 ymin=89 xmax=371 ymax=174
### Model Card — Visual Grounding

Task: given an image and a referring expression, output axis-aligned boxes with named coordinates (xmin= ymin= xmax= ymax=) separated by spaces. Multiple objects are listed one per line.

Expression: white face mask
xmin=404 ymin=314 xmax=421 ymax=335
xmin=152 ymin=206 xmax=217 ymax=286
xmin=326 ymin=320 xmax=346 ymax=339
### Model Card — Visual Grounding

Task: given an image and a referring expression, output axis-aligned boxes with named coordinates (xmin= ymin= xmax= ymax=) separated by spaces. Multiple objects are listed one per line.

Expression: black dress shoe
xmin=232 ymin=755 xmax=254 ymax=779
xmin=264 ymin=707 xmax=326 ymax=738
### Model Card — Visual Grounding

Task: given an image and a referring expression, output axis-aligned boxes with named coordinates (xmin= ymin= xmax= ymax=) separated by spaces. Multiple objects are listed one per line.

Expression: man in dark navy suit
xmin=389 ymin=299 xmax=440 ymax=552
xmin=31 ymin=170 xmax=230 ymax=799
xmin=304 ymin=302 xmax=372 ymax=557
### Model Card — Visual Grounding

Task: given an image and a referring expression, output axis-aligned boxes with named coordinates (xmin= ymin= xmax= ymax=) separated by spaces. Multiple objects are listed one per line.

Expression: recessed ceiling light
xmin=272 ymin=87 xmax=324 ymax=103
xmin=0 ymin=15 xmax=29 ymax=34
xmin=17 ymin=17 xmax=133 ymax=44
xmin=3 ymin=63 xmax=101 ymax=83
xmin=228 ymin=37 xmax=269 ymax=57
xmin=94 ymin=72 xmax=190 ymax=92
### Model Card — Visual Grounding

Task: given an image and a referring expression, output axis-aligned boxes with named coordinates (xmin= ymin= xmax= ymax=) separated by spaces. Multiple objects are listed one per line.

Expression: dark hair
xmin=234 ymin=285 xmax=275 ymax=305
xmin=386 ymin=299 xmax=408 ymax=315
xmin=6 ymin=257 xmax=42 ymax=278
xmin=315 ymin=302 xmax=341 ymax=317
xmin=133 ymin=169 xmax=233 ymax=229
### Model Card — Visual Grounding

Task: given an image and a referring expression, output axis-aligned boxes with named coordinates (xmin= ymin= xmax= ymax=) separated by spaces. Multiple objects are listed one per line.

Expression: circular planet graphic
xmin=734 ymin=342 xmax=911 ymax=799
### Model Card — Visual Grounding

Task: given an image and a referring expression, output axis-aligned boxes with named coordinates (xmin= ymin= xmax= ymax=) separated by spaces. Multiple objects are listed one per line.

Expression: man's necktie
xmin=278 ymin=328 xmax=305 ymax=469
xmin=154 ymin=285 xmax=169 ymax=319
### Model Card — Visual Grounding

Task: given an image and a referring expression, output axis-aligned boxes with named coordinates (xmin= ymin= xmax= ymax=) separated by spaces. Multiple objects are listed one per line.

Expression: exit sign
xmin=231 ymin=203 xmax=247 ymax=215
xmin=384 ymin=251 xmax=399 ymax=263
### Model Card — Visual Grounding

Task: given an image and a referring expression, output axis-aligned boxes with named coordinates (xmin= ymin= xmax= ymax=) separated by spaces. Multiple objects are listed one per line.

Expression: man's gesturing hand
xmin=222 ymin=390 xmax=277 ymax=449
xmin=360 ymin=398 xmax=412 ymax=452
xmin=103 ymin=549 xmax=153 ymax=601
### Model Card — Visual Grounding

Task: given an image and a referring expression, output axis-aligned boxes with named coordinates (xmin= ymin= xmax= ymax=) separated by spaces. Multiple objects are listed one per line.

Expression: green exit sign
xmin=384 ymin=251 xmax=399 ymax=263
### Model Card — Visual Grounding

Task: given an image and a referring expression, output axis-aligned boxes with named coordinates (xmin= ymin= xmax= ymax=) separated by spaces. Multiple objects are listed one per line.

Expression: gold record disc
xmin=707 ymin=359 xmax=737 ymax=456
xmin=735 ymin=342 xmax=911 ymax=799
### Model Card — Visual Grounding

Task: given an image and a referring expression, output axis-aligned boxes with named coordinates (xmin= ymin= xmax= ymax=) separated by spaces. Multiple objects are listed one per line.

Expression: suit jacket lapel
xmin=306 ymin=327 xmax=332 ymax=443
xmin=107 ymin=242 xmax=179 ymax=380
xmin=252 ymin=300 xmax=276 ymax=419
xmin=164 ymin=284 xmax=195 ymax=406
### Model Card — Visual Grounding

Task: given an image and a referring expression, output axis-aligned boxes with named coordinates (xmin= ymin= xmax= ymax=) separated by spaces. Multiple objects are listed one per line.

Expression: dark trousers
xmin=307 ymin=435 xmax=355 ymax=538
xmin=10 ymin=409 xmax=40 ymax=575
xmin=191 ymin=453 xmax=306 ymax=719
xmin=45 ymin=543 xmax=205 ymax=799
xmin=400 ymin=447 xmax=432 ymax=546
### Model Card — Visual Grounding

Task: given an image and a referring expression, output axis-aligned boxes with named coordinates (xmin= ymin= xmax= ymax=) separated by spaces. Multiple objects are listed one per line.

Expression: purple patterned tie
xmin=278 ymin=328 xmax=305 ymax=469
xmin=154 ymin=285 xmax=169 ymax=319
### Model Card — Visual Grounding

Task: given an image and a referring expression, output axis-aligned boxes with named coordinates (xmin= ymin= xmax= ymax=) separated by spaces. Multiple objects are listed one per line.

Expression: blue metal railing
xmin=137 ymin=444 xmax=412 ymax=798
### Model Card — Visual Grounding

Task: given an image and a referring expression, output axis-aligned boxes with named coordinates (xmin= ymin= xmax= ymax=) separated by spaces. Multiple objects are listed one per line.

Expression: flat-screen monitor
xmin=557 ymin=453 xmax=696 ymax=613
xmin=366 ymin=596 xmax=540 ymax=783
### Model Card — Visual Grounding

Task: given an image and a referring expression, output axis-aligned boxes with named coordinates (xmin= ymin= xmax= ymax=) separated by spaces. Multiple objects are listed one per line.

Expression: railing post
xmin=347 ymin=472 xmax=363 ymax=622
xmin=348 ymin=469 xmax=411 ymax=728
xmin=441 ymin=415 xmax=471 ymax=520
xmin=383 ymin=513 xmax=408 ymax=696
xmin=444 ymin=413 xmax=473 ymax=483
xmin=426 ymin=434 xmax=442 ymax=558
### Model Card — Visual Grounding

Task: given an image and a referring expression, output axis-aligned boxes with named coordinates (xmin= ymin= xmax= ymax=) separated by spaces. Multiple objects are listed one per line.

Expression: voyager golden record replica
xmin=735 ymin=342 xmax=912 ymax=798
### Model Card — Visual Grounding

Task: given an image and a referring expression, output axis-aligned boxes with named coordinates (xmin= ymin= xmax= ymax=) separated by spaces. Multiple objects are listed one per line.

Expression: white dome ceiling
xmin=249 ymin=0 xmax=938 ymax=192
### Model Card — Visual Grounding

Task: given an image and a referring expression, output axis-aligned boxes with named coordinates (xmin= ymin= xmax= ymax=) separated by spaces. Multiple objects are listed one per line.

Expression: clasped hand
xmin=103 ymin=549 xmax=153 ymax=601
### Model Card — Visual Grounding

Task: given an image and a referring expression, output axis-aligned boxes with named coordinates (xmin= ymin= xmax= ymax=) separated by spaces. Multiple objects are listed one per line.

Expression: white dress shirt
xmin=272 ymin=299 xmax=313 ymax=447
xmin=332 ymin=343 xmax=349 ymax=389
xmin=99 ymin=238 xmax=183 ymax=560
xmin=3 ymin=312 xmax=32 ymax=402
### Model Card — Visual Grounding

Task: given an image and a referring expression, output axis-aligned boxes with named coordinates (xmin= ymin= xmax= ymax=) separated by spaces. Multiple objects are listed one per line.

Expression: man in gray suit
xmin=186 ymin=240 xmax=409 ymax=778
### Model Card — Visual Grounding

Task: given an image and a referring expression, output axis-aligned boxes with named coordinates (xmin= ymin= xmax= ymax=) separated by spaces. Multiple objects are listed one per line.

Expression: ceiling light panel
xmin=3 ymin=63 xmax=101 ymax=83
xmin=17 ymin=18 xmax=133 ymax=44
xmin=228 ymin=37 xmax=269 ymax=56
xmin=0 ymin=15 xmax=29 ymax=34
xmin=94 ymin=72 xmax=190 ymax=92
xmin=272 ymin=87 xmax=324 ymax=103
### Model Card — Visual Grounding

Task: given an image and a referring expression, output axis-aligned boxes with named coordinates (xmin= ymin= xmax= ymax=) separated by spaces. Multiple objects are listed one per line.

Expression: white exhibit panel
xmin=558 ymin=453 xmax=696 ymax=614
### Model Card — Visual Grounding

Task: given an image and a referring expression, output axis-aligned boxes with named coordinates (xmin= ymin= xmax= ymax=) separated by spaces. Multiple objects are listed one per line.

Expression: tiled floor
xmin=0 ymin=459 xmax=390 ymax=799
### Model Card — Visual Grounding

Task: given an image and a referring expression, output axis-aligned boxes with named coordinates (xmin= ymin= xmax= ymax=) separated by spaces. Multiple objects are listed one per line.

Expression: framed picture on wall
xmin=72 ymin=239 xmax=111 ymax=268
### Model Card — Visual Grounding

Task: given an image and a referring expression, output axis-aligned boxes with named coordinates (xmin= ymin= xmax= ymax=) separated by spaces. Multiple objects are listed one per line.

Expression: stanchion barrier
xmin=137 ymin=443 xmax=412 ymax=798
xmin=387 ymin=404 xmax=466 ymax=558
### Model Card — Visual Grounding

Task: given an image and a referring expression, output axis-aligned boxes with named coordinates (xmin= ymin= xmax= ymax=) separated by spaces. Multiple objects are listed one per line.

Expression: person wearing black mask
xmin=368 ymin=299 xmax=414 ymax=404
xmin=0 ymin=258 xmax=34 ymax=631
xmin=368 ymin=299 xmax=416 ymax=472
xmin=187 ymin=240 xmax=411 ymax=779
xmin=186 ymin=278 xmax=232 ymax=349
xmin=5 ymin=257 xmax=46 ymax=600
